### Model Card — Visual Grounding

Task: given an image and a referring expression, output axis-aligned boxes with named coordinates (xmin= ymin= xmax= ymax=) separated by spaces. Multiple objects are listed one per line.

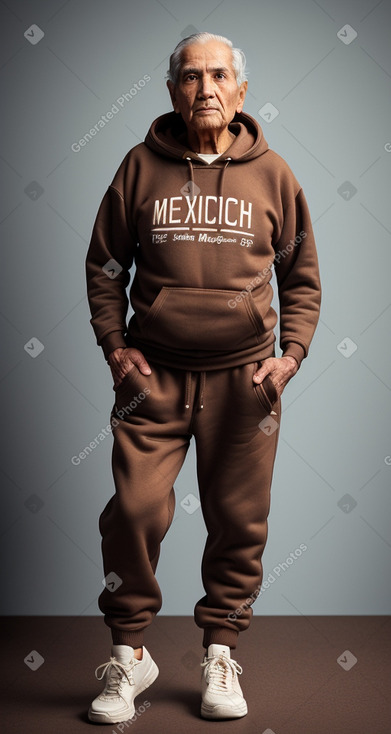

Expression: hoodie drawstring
xmin=219 ymin=157 xmax=231 ymax=197
xmin=185 ymin=155 xmax=232 ymax=199
xmin=185 ymin=157 xmax=195 ymax=197
xmin=184 ymin=370 xmax=206 ymax=411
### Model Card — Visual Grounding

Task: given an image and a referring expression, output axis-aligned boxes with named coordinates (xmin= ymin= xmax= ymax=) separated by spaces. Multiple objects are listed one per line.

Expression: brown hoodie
xmin=85 ymin=111 xmax=321 ymax=370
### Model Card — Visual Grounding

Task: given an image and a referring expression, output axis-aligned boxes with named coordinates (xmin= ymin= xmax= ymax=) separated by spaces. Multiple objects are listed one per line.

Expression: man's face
xmin=167 ymin=40 xmax=247 ymax=135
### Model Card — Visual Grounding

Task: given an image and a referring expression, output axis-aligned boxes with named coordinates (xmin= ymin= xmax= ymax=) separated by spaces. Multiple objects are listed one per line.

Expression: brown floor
xmin=1 ymin=615 xmax=390 ymax=734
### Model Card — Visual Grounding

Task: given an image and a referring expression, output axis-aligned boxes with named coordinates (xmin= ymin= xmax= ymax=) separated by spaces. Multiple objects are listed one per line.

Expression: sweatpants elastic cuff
xmin=111 ymin=628 xmax=145 ymax=649
xmin=203 ymin=627 xmax=239 ymax=650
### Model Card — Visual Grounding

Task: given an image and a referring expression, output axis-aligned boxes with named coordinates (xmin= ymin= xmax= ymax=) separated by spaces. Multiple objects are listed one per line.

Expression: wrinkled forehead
xmin=178 ymin=41 xmax=235 ymax=76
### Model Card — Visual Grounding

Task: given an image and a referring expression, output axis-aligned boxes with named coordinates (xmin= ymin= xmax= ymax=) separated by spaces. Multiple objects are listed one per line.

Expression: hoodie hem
xmin=127 ymin=336 xmax=277 ymax=372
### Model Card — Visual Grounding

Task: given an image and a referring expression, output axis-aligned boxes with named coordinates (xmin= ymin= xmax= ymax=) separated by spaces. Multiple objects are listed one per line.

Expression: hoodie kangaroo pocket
xmin=141 ymin=287 xmax=265 ymax=352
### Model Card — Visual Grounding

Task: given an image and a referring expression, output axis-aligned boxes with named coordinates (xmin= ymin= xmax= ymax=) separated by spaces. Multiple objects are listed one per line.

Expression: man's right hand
xmin=108 ymin=347 xmax=152 ymax=388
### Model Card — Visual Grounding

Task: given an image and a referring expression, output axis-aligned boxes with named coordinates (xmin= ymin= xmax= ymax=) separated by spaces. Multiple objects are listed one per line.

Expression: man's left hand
xmin=253 ymin=356 xmax=299 ymax=399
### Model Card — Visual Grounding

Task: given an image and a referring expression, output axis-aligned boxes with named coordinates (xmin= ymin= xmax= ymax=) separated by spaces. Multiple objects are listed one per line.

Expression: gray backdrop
xmin=1 ymin=0 xmax=390 ymax=619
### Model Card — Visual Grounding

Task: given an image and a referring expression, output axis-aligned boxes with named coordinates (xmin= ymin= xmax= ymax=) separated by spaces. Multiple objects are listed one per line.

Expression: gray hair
xmin=167 ymin=32 xmax=247 ymax=86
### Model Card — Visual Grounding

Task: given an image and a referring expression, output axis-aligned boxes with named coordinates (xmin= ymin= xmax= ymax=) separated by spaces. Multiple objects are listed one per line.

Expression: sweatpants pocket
xmin=112 ymin=367 xmax=149 ymax=420
xmin=253 ymin=371 xmax=278 ymax=414
xmin=113 ymin=365 xmax=140 ymax=394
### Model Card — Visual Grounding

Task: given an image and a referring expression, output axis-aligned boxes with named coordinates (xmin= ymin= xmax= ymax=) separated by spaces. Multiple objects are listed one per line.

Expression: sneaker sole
xmin=88 ymin=659 xmax=159 ymax=724
xmin=201 ymin=700 xmax=248 ymax=720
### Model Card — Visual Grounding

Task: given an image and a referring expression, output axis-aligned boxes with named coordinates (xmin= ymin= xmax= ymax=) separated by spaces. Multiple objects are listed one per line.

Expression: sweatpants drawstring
xmin=185 ymin=371 xmax=192 ymax=410
xmin=198 ymin=371 xmax=206 ymax=410
xmin=184 ymin=371 xmax=206 ymax=411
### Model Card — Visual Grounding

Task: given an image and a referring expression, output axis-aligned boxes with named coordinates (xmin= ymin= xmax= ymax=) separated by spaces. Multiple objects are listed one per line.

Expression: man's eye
xmin=215 ymin=73 xmax=225 ymax=79
xmin=185 ymin=74 xmax=197 ymax=81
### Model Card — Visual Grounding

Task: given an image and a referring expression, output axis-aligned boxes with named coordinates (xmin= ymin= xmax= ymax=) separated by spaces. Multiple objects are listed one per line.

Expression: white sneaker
xmin=200 ymin=643 xmax=248 ymax=719
xmin=88 ymin=644 xmax=158 ymax=724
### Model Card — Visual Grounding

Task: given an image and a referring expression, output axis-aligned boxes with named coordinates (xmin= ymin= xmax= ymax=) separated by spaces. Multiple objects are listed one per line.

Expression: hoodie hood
xmin=144 ymin=110 xmax=269 ymax=162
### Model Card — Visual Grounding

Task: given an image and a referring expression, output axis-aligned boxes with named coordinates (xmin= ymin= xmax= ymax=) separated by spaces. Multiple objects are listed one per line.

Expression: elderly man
xmin=86 ymin=32 xmax=321 ymax=723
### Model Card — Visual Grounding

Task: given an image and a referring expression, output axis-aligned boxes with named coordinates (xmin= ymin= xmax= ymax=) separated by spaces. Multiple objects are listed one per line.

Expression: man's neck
xmin=187 ymin=128 xmax=235 ymax=154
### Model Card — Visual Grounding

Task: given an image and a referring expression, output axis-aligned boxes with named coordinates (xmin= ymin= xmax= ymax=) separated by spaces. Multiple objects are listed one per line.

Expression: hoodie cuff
xmin=101 ymin=331 xmax=128 ymax=361
xmin=281 ymin=343 xmax=306 ymax=369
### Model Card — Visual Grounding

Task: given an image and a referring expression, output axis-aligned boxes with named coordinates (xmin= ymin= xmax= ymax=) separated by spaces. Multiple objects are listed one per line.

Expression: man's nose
xmin=197 ymin=76 xmax=215 ymax=98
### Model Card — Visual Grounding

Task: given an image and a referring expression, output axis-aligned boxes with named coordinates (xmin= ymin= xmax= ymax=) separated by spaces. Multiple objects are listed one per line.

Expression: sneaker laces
xmin=200 ymin=653 xmax=243 ymax=692
xmin=94 ymin=656 xmax=136 ymax=696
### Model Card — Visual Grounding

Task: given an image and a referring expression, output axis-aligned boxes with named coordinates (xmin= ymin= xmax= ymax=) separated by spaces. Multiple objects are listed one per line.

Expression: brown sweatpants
xmin=98 ymin=356 xmax=281 ymax=650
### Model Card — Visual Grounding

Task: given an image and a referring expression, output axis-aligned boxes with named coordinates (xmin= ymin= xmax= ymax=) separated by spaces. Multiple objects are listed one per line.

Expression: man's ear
xmin=236 ymin=81 xmax=248 ymax=114
xmin=167 ymin=80 xmax=179 ymax=113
